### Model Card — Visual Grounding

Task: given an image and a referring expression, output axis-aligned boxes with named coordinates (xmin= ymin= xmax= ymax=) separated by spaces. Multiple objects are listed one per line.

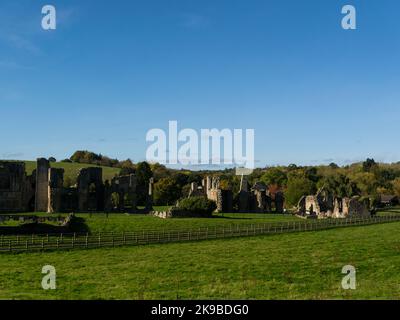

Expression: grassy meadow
xmin=2 ymin=207 xmax=399 ymax=233
xmin=0 ymin=212 xmax=304 ymax=234
xmin=23 ymin=161 xmax=120 ymax=182
xmin=73 ymin=212 xmax=304 ymax=233
xmin=77 ymin=207 xmax=400 ymax=233
xmin=0 ymin=222 xmax=399 ymax=300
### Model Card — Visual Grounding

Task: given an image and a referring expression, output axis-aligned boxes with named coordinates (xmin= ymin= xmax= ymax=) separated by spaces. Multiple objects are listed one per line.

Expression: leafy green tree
xmin=119 ymin=159 xmax=135 ymax=176
xmin=136 ymin=162 xmax=153 ymax=205
xmin=176 ymin=196 xmax=217 ymax=216
xmin=329 ymin=162 xmax=339 ymax=169
xmin=350 ymin=172 xmax=378 ymax=196
xmin=362 ymin=158 xmax=378 ymax=172
xmin=260 ymin=168 xmax=287 ymax=187
xmin=305 ymin=167 xmax=321 ymax=183
xmin=392 ymin=178 xmax=400 ymax=198
xmin=318 ymin=173 xmax=358 ymax=198
xmin=285 ymin=176 xmax=316 ymax=207
xmin=153 ymin=177 xmax=181 ymax=205
xmin=151 ymin=163 xmax=170 ymax=180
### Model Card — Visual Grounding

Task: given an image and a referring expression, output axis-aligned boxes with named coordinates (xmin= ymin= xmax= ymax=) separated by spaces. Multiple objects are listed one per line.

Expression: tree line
xmin=62 ymin=151 xmax=400 ymax=208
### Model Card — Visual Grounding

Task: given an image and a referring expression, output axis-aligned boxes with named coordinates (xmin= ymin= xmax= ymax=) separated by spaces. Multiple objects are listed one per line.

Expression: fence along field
xmin=1 ymin=214 xmax=400 ymax=253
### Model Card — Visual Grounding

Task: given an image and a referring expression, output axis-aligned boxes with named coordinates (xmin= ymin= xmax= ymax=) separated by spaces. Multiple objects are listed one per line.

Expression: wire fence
xmin=1 ymin=214 xmax=399 ymax=253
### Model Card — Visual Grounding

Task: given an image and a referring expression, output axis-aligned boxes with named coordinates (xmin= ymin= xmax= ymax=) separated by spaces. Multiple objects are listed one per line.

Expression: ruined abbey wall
xmin=298 ymin=188 xmax=371 ymax=219
xmin=35 ymin=158 xmax=50 ymax=212
xmin=0 ymin=159 xmax=148 ymax=214
xmin=0 ymin=162 xmax=31 ymax=212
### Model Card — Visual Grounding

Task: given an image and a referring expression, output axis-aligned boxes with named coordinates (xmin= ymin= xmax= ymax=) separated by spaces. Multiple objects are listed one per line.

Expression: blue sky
xmin=1 ymin=0 xmax=400 ymax=168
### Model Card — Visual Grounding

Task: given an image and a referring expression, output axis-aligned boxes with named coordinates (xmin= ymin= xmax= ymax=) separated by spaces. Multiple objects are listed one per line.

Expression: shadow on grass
xmin=211 ymin=216 xmax=253 ymax=220
xmin=212 ymin=213 xmax=289 ymax=221
xmin=67 ymin=216 xmax=91 ymax=234
xmin=0 ymin=217 xmax=90 ymax=235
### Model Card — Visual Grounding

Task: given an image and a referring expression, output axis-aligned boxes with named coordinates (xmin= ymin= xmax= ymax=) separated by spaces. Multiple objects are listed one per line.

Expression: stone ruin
xmin=297 ymin=187 xmax=370 ymax=219
xmin=237 ymin=176 xmax=284 ymax=213
xmin=205 ymin=176 xmax=233 ymax=213
xmin=186 ymin=176 xmax=232 ymax=212
xmin=0 ymin=159 xmax=154 ymax=214
xmin=0 ymin=161 xmax=35 ymax=212
xmin=186 ymin=175 xmax=284 ymax=214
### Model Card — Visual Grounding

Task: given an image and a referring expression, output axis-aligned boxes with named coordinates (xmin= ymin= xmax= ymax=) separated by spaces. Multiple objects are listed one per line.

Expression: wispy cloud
xmin=1 ymin=152 xmax=24 ymax=159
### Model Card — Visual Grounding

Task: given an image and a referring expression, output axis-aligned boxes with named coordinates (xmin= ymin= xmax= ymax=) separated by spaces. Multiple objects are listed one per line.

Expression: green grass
xmin=0 ymin=210 xmax=303 ymax=234
xmin=23 ymin=161 xmax=120 ymax=182
xmin=377 ymin=206 xmax=400 ymax=216
xmin=2 ymin=207 xmax=397 ymax=234
xmin=60 ymin=207 xmax=400 ymax=233
xmin=72 ymin=212 xmax=304 ymax=233
xmin=0 ymin=222 xmax=399 ymax=299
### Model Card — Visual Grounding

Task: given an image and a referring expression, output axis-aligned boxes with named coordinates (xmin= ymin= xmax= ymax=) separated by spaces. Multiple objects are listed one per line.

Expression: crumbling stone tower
xmin=35 ymin=158 xmax=50 ymax=212
xmin=145 ymin=177 xmax=154 ymax=211
xmin=106 ymin=173 xmax=138 ymax=212
xmin=48 ymin=168 xmax=64 ymax=213
xmin=0 ymin=161 xmax=32 ymax=212
xmin=77 ymin=167 xmax=104 ymax=212
xmin=204 ymin=176 xmax=233 ymax=213
xmin=238 ymin=175 xmax=250 ymax=212
xmin=251 ymin=182 xmax=268 ymax=213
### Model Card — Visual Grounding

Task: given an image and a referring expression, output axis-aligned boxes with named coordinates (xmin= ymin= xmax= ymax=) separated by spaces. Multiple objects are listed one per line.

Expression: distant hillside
xmin=24 ymin=161 xmax=120 ymax=184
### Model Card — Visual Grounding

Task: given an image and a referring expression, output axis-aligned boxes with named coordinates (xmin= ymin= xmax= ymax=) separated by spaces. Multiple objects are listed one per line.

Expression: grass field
xmin=23 ymin=161 xmax=120 ymax=182
xmin=2 ymin=207 xmax=399 ymax=234
xmin=0 ymin=222 xmax=399 ymax=299
xmin=74 ymin=212 xmax=304 ymax=233
xmin=0 ymin=212 xmax=307 ymax=234
xmin=78 ymin=208 xmax=400 ymax=233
